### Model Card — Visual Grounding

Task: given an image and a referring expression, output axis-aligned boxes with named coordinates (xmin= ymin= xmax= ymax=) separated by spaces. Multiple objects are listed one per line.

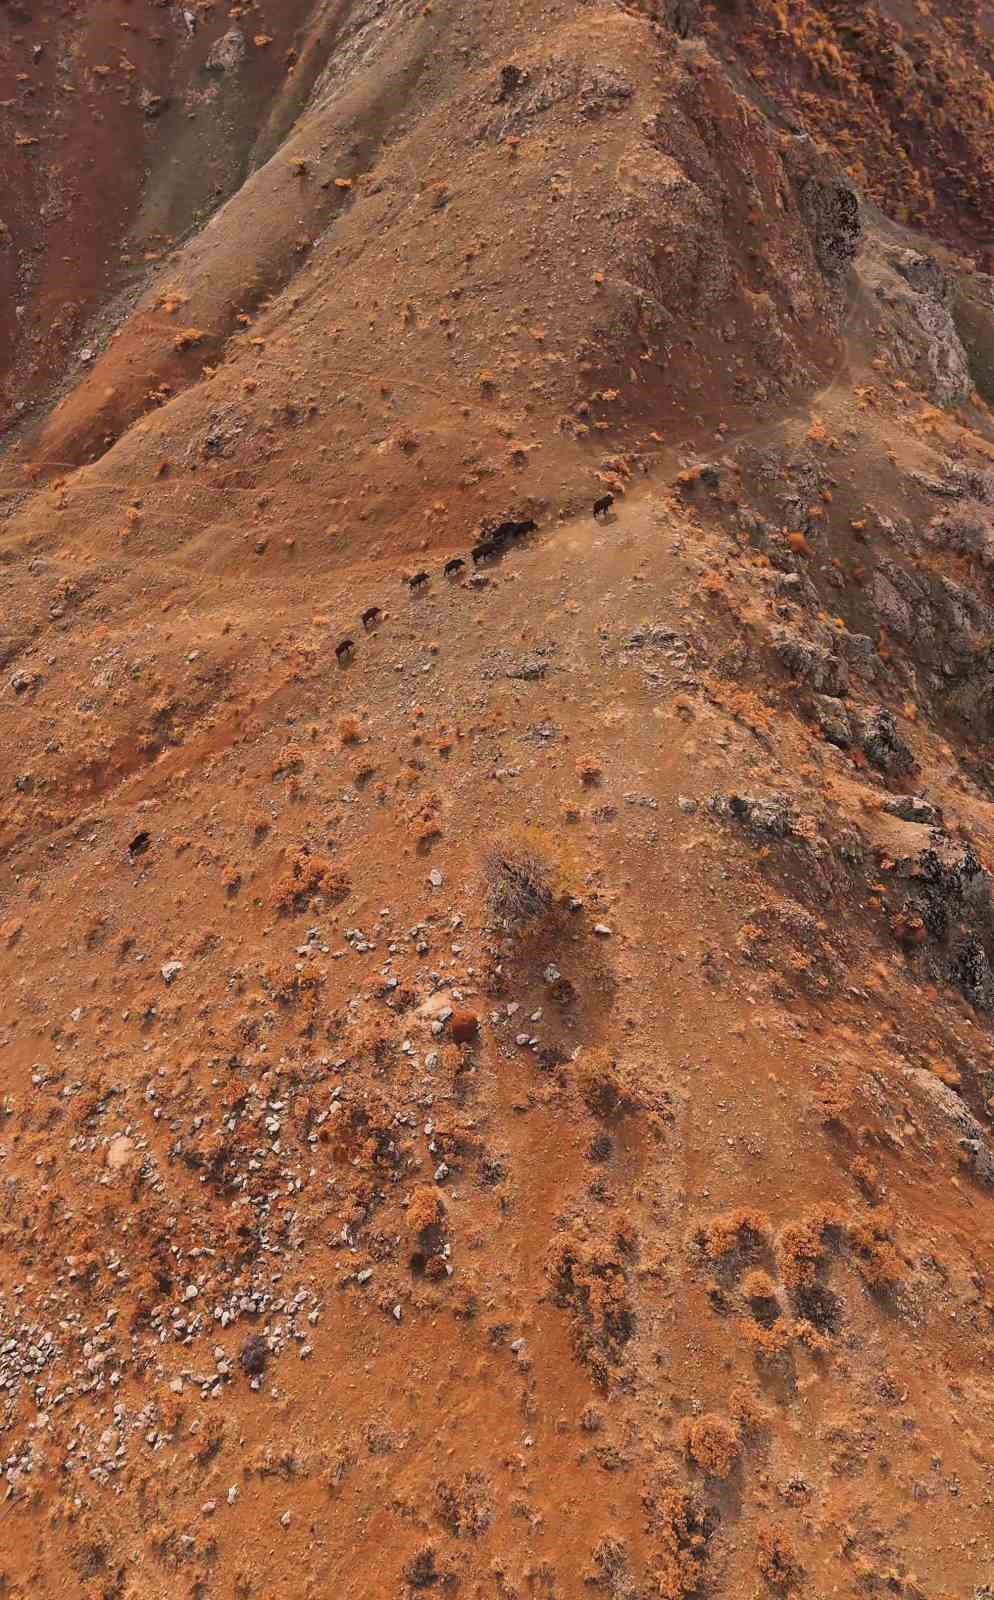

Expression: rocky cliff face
xmin=2 ymin=4 xmax=994 ymax=1598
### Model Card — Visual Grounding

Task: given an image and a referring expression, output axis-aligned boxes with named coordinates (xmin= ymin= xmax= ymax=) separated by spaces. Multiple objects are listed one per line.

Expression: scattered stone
xmin=161 ymin=961 xmax=184 ymax=985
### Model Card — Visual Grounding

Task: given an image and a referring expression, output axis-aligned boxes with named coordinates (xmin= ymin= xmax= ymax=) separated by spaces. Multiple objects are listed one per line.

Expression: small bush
xmin=777 ymin=1206 xmax=845 ymax=1289
xmin=649 ymin=1486 xmax=712 ymax=1600
xmin=575 ymin=1050 xmax=632 ymax=1120
xmin=407 ymin=1186 xmax=446 ymax=1238
xmin=485 ymin=838 xmax=554 ymax=925
xmin=729 ymin=1385 xmax=772 ymax=1434
xmin=846 ymin=1207 xmax=905 ymax=1292
xmin=272 ymin=849 xmax=349 ymax=913
xmin=174 ymin=326 xmax=205 ymax=352
xmin=742 ymin=1269 xmax=779 ymax=1305
xmin=681 ymin=1413 xmax=741 ymax=1479
xmin=576 ymin=754 xmax=602 ymax=785
xmin=737 ymin=1316 xmax=794 ymax=1363
xmin=338 ymin=714 xmax=361 ymax=746
xmin=699 ymin=1207 xmax=771 ymax=1262
xmin=756 ymin=1522 xmax=800 ymax=1590
xmin=850 ymin=1156 xmax=881 ymax=1200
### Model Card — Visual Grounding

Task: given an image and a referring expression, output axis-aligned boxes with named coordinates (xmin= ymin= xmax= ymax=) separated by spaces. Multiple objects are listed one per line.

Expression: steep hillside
xmin=2 ymin=3 xmax=994 ymax=1599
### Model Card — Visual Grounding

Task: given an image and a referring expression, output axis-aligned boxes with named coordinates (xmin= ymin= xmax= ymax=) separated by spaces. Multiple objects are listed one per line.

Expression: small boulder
xmin=239 ymin=1334 xmax=268 ymax=1377
xmin=450 ymin=1011 xmax=479 ymax=1045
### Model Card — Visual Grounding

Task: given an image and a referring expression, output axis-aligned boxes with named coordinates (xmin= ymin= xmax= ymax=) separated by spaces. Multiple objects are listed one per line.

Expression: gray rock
xmin=812 ymin=693 xmax=852 ymax=748
xmin=853 ymin=707 xmax=915 ymax=776
xmin=161 ymin=961 xmax=184 ymax=985
xmin=859 ymin=239 xmax=971 ymax=406
xmin=771 ymin=625 xmax=848 ymax=695
xmin=888 ymin=246 xmax=950 ymax=305
xmin=204 ymin=28 xmax=246 ymax=73
xmin=714 ymin=792 xmax=794 ymax=839
xmin=883 ymin=795 xmax=942 ymax=827
xmin=905 ymin=1067 xmax=994 ymax=1188
xmin=794 ymin=171 xmax=861 ymax=278
xmin=959 ymin=1138 xmax=994 ymax=1189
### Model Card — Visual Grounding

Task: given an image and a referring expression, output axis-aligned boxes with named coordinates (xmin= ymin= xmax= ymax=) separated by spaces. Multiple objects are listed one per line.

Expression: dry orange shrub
xmin=407 ymin=1186 xmax=446 ymax=1237
xmin=756 ymin=1522 xmax=800 ymax=1590
xmin=272 ymin=850 xmax=349 ymax=912
xmin=777 ymin=1205 xmax=844 ymax=1289
xmin=680 ymin=1413 xmax=741 ymax=1479
xmin=742 ymin=1268 xmax=779 ymax=1305
xmin=576 ymin=754 xmax=602 ymax=785
xmin=729 ymin=1385 xmax=772 ymax=1433
xmin=699 ymin=1207 xmax=771 ymax=1261
xmin=649 ymin=1486 xmax=711 ymax=1600
xmin=738 ymin=1317 xmax=794 ymax=1361
xmin=847 ymin=1207 xmax=905 ymax=1291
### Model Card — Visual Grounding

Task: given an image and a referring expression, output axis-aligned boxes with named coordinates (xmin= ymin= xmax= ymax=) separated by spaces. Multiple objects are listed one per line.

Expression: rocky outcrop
xmin=783 ymin=138 xmax=861 ymax=280
xmin=858 ymin=238 xmax=972 ymax=406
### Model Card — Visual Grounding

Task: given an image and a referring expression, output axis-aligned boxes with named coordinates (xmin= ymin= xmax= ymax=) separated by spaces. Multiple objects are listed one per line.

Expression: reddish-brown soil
xmin=2 ymin=4 xmax=994 ymax=1598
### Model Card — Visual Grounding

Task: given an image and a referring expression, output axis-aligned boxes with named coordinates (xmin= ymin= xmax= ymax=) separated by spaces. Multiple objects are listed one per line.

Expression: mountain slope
xmin=2 ymin=3 xmax=994 ymax=1598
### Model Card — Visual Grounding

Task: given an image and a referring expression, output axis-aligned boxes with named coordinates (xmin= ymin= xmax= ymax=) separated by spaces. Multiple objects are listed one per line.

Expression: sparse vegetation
xmin=5 ymin=2 xmax=994 ymax=1593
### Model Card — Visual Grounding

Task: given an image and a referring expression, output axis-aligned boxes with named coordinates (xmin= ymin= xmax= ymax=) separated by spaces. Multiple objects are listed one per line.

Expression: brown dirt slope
xmin=1 ymin=3 xmax=994 ymax=1599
